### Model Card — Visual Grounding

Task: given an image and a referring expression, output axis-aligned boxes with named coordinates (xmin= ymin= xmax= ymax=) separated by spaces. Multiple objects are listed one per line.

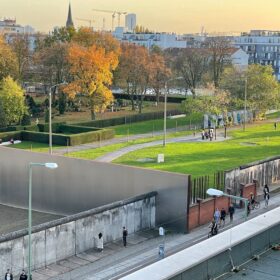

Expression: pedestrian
xmin=205 ymin=131 xmax=209 ymax=140
xmin=220 ymin=208 xmax=226 ymax=227
xmin=213 ymin=208 xmax=221 ymax=225
xmin=122 ymin=226 xmax=128 ymax=247
xmin=263 ymin=184 xmax=270 ymax=208
xmin=274 ymin=122 xmax=277 ymax=130
xmin=228 ymin=204 xmax=235 ymax=222
xmin=201 ymin=129 xmax=205 ymax=140
xmin=4 ymin=269 xmax=13 ymax=280
xmin=19 ymin=270 xmax=27 ymax=280
xmin=97 ymin=232 xmax=104 ymax=252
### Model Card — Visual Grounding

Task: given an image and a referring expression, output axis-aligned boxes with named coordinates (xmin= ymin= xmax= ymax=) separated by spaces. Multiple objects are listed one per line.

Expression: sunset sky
xmin=1 ymin=0 xmax=280 ymax=34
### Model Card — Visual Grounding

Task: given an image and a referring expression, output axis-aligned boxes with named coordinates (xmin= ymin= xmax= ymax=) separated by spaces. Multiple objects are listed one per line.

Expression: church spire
xmin=66 ymin=2 xmax=74 ymax=28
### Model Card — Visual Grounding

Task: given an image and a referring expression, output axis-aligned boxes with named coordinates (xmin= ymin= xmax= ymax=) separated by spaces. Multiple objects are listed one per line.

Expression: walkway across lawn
xmin=114 ymin=122 xmax=280 ymax=178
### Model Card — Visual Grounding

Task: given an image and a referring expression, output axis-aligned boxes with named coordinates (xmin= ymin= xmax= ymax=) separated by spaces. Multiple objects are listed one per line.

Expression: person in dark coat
xmin=228 ymin=204 xmax=235 ymax=222
xmin=122 ymin=226 xmax=128 ymax=247
xmin=19 ymin=270 xmax=27 ymax=280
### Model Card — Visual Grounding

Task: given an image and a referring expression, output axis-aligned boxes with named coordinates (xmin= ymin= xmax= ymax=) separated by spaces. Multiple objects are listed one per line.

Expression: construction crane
xmin=92 ymin=9 xmax=127 ymax=30
xmin=76 ymin=18 xmax=95 ymax=28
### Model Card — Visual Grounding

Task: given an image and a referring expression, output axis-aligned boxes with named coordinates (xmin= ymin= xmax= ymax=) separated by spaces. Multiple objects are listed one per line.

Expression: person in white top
xmin=97 ymin=232 xmax=104 ymax=252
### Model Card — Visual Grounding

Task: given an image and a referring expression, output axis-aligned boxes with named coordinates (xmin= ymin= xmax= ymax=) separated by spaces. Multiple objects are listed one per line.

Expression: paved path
xmin=95 ymin=134 xmax=226 ymax=162
xmin=52 ymin=127 xmax=188 ymax=156
xmin=30 ymin=192 xmax=280 ymax=280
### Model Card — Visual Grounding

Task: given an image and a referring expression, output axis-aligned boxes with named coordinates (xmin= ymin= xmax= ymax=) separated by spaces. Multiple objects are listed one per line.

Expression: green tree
xmin=0 ymin=98 xmax=7 ymax=127
xmin=221 ymin=65 xmax=280 ymax=116
xmin=0 ymin=76 xmax=27 ymax=125
xmin=0 ymin=36 xmax=17 ymax=80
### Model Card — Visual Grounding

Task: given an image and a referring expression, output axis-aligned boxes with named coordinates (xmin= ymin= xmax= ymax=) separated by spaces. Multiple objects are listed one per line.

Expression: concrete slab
xmin=127 ymin=234 xmax=148 ymax=245
xmin=67 ymin=256 xmax=91 ymax=266
xmin=28 ymin=272 xmax=50 ymax=280
xmin=58 ymin=259 xmax=81 ymax=269
xmin=77 ymin=252 xmax=100 ymax=262
xmin=47 ymin=263 xmax=71 ymax=274
xmin=35 ymin=267 xmax=61 ymax=277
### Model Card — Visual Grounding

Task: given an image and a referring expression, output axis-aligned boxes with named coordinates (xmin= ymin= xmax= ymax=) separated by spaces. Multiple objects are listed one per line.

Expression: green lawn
xmin=111 ymin=112 xmax=202 ymax=137
xmin=8 ymin=141 xmax=63 ymax=153
xmin=114 ymin=123 xmax=280 ymax=178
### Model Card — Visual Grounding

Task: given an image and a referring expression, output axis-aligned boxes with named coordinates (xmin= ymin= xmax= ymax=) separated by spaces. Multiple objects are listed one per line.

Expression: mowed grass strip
xmin=114 ymin=122 xmax=280 ymax=177
xmin=111 ymin=113 xmax=202 ymax=137
xmin=7 ymin=141 xmax=63 ymax=152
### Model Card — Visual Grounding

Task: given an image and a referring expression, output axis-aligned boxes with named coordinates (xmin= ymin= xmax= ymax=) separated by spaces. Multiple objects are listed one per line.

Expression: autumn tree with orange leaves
xmin=63 ymin=28 xmax=120 ymax=120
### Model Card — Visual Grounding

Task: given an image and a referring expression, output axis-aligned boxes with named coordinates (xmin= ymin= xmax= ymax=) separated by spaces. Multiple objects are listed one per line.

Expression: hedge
xmin=21 ymin=131 xmax=70 ymax=146
xmin=20 ymin=127 xmax=114 ymax=146
xmin=76 ymin=109 xmax=182 ymax=128
xmin=0 ymin=124 xmax=38 ymax=133
xmin=37 ymin=122 xmax=66 ymax=133
xmin=68 ymin=129 xmax=114 ymax=146
xmin=0 ymin=131 xmax=22 ymax=142
xmin=58 ymin=125 xmax=99 ymax=134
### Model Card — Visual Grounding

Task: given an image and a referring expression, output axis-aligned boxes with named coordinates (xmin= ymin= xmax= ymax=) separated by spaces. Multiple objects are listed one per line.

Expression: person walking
xmin=97 ymin=232 xmax=104 ymax=252
xmin=4 ymin=269 xmax=13 ymax=280
xmin=19 ymin=270 xmax=27 ymax=280
xmin=214 ymin=208 xmax=221 ymax=225
xmin=122 ymin=226 xmax=128 ymax=247
xmin=228 ymin=204 xmax=235 ymax=222
xmin=220 ymin=208 xmax=226 ymax=227
xmin=274 ymin=122 xmax=277 ymax=130
xmin=264 ymin=184 xmax=270 ymax=208
xmin=201 ymin=130 xmax=205 ymax=140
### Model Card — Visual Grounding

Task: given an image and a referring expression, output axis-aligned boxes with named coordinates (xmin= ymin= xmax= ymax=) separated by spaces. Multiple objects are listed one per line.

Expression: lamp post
xmin=206 ymin=188 xmax=249 ymax=220
xmin=163 ymin=77 xmax=183 ymax=147
xmin=243 ymin=77 xmax=247 ymax=132
xmin=49 ymin=82 xmax=67 ymax=154
xmin=28 ymin=162 xmax=58 ymax=280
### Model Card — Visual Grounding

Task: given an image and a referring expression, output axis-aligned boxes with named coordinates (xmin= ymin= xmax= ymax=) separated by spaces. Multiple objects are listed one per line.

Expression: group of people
xmin=209 ymin=205 xmax=235 ymax=237
xmin=210 ymin=184 xmax=271 ymax=237
xmin=96 ymin=226 xmax=128 ymax=252
xmin=4 ymin=269 xmax=27 ymax=280
xmin=201 ymin=129 xmax=214 ymax=141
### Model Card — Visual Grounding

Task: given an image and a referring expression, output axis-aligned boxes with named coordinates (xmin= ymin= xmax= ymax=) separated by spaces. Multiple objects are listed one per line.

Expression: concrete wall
xmin=121 ymin=206 xmax=280 ymax=280
xmin=0 ymin=192 xmax=156 ymax=277
xmin=225 ymin=156 xmax=280 ymax=195
xmin=0 ymin=147 xmax=189 ymax=231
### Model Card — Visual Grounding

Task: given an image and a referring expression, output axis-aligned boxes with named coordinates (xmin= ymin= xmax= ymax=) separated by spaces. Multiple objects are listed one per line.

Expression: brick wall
xmin=187 ymin=183 xmax=257 ymax=231
xmin=188 ymin=196 xmax=230 ymax=231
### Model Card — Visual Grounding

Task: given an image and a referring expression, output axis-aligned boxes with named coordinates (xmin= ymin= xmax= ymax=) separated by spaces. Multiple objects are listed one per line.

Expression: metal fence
xmin=191 ymin=171 xmax=225 ymax=204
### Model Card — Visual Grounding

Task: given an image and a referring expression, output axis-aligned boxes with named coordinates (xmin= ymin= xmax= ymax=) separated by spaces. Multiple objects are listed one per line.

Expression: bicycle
xmin=250 ymin=201 xmax=260 ymax=210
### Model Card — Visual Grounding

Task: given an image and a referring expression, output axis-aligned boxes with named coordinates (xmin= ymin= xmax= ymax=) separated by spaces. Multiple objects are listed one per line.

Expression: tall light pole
xmin=28 ymin=162 xmax=58 ymax=280
xmin=163 ymin=77 xmax=183 ymax=147
xmin=243 ymin=77 xmax=247 ymax=132
xmin=49 ymin=83 xmax=67 ymax=154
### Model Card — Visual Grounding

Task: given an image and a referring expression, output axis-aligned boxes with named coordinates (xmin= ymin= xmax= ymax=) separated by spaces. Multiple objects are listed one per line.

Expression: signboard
xmin=157 ymin=154 xmax=164 ymax=163
xmin=159 ymin=227 xmax=165 ymax=236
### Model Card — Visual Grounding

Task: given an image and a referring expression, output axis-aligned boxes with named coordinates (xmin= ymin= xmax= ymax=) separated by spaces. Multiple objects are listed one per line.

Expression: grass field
xmin=113 ymin=122 xmax=280 ymax=178
xmin=8 ymin=142 xmax=62 ymax=153
xmin=111 ymin=112 xmax=202 ymax=137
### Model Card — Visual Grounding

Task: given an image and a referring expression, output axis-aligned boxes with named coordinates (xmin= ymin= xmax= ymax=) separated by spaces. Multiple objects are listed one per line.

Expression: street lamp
xmin=28 ymin=162 xmax=58 ymax=280
xmin=206 ymin=188 xmax=249 ymax=220
xmin=163 ymin=77 xmax=183 ymax=147
xmin=243 ymin=77 xmax=247 ymax=132
xmin=49 ymin=82 xmax=67 ymax=154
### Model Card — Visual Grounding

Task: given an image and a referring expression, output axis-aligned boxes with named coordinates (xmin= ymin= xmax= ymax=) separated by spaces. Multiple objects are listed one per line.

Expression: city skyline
xmin=1 ymin=0 xmax=280 ymax=33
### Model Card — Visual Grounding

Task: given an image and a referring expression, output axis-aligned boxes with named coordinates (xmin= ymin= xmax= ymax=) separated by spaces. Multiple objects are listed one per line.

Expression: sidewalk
xmin=29 ymin=192 xmax=280 ymax=280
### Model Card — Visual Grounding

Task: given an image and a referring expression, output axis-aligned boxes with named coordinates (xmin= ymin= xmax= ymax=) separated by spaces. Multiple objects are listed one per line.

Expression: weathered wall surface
xmin=225 ymin=156 xmax=280 ymax=195
xmin=0 ymin=193 xmax=156 ymax=277
xmin=0 ymin=147 xmax=189 ymax=231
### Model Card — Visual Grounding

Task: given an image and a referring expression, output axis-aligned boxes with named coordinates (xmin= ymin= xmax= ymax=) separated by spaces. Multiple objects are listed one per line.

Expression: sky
xmin=1 ymin=0 xmax=280 ymax=34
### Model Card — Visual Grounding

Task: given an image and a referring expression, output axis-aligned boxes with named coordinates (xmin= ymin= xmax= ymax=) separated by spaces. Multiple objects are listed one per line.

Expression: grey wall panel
xmin=0 ymin=147 xmax=189 ymax=231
